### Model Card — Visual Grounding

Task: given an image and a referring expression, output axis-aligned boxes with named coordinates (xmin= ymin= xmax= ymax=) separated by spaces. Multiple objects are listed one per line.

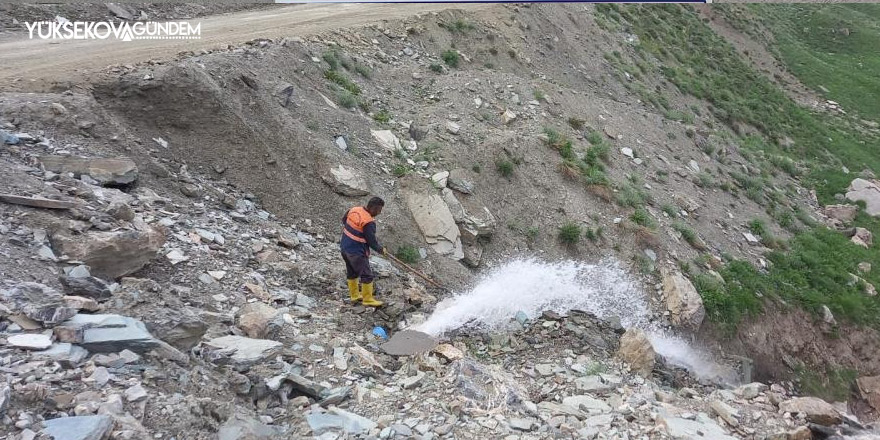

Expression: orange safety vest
xmin=342 ymin=206 xmax=374 ymax=244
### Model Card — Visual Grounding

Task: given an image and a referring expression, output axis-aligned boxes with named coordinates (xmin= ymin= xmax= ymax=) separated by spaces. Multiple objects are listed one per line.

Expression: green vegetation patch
xmin=558 ymin=221 xmax=583 ymax=245
xmin=694 ymin=227 xmax=880 ymax=331
xmin=598 ymin=4 xmax=880 ymax=204
xmin=395 ymin=245 xmax=421 ymax=264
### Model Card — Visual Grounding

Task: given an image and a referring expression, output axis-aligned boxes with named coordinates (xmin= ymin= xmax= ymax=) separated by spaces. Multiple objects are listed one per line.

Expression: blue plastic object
xmin=372 ymin=326 xmax=388 ymax=340
xmin=1 ymin=130 xmax=20 ymax=145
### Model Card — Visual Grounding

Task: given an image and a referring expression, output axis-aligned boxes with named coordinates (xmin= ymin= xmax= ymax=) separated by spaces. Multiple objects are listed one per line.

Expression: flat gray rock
xmin=8 ymin=333 xmax=53 ymax=350
xmin=32 ymin=343 xmax=89 ymax=366
xmin=40 ymin=155 xmax=138 ymax=186
xmin=203 ymin=335 xmax=282 ymax=366
xmin=42 ymin=415 xmax=113 ymax=440
xmin=57 ymin=314 xmax=160 ymax=353
xmin=381 ymin=330 xmax=437 ymax=356
xmin=217 ymin=411 xmax=283 ymax=440
xmin=306 ymin=407 xmax=377 ymax=435
xmin=658 ymin=413 xmax=736 ymax=440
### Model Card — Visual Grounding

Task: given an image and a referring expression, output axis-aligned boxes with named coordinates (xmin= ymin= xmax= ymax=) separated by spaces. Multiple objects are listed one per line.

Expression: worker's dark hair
xmin=367 ymin=197 xmax=385 ymax=209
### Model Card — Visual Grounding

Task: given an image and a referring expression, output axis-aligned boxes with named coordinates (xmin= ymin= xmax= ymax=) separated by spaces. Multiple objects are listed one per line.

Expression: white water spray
xmin=416 ymin=258 xmax=732 ymax=382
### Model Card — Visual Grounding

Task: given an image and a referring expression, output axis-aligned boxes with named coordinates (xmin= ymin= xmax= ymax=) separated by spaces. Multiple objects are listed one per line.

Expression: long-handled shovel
xmin=384 ymin=253 xmax=451 ymax=293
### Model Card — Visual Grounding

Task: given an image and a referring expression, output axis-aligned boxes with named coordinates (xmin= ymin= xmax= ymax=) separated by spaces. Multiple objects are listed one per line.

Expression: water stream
xmin=415 ymin=258 xmax=733 ymax=382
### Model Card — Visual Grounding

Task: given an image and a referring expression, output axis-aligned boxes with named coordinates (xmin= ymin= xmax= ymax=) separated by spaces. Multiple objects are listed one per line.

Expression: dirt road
xmin=0 ymin=3 xmax=488 ymax=91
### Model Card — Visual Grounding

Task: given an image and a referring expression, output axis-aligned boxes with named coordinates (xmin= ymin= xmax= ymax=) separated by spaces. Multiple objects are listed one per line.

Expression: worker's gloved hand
xmin=381 ymin=247 xmax=389 ymax=256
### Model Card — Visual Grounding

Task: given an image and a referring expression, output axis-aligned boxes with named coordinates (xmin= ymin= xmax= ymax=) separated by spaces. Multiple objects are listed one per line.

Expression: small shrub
xmin=558 ymin=221 xmax=582 ymax=245
xmin=472 ymin=164 xmax=481 ymax=173
xmin=634 ymin=254 xmax=655 ymax=274
xmin=354 ymin=64 xmax=372 ymax=79
xmin=630 ymin=208 xmax=657 ymax=229
xmin=582 ymin=166 xmax=610 ymax=186
xmin=559 ymin=161 xmax=581 ymax=181
xmin=770 ymin=155 xmax=799 ymax=176
xmin=534 ymin=89 xmax=546 ymax=101
xmin=392 ymin=164 xmax=409 ymax=177
xmin=373 ymin=109 xmax=392 ymax=124
xmin=443 ymin=19 xmax=474 ymax=34
xmin=395 ymin=245 xmax=420 ymax=264
xmin=508 ymin=49 xmax=517 ymax=58
xmin=335 ymin=91 xmax=357 ymax=109
xmin=544 ymin=128 xmax=577 ymax=163
xmin=775 ymin=210 xmax=795 ymax=230
xmin=489 ymin=47 xmax=498 ymax=56
xmin=749 ymin=219 xmax=768 ymax=237
xmin=587 ymin=143 xmax=610 ymax=163
xmin=585 ymin=226 xmax=604 ymax=242
xmin=568 ymin=118 xmax=585 ymax=130
xmin=694 ymin=172 xmax=714 ymax=188
xmin=324 ymin=70 xmax=361 ymax=95
xmin=586 ymin=184 xmax=614 ymax=202
xmin=615 ymin=183 xmax=650 ymax=208
xmin=526 ymin=227 xmax=540 ymax=241
xmin=442 ymin=50 xmax=460 ymax=68
xmin=674 ymin=221 xmax=706 ymax=250
xmin=496 ymin=159 xmax=514 ymax=178
xmin=429 ymin=63 xmax=444 ymax=73
xmin=322 ymin=50 xmax=340 ymax=70
xmin=587 ymin=130 xmax=604 ymax=146
xmin=662 ymin=204 xmax=678 ymax=218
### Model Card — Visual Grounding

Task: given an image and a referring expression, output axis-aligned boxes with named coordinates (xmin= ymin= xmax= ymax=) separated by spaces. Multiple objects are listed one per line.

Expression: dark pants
xmin=342 ymin=252 xmax=374 ymax=283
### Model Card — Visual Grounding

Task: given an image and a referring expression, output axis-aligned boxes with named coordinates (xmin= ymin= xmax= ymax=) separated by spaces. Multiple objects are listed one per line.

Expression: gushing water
xmin=416 ymin=258 xmax=731 ymax=381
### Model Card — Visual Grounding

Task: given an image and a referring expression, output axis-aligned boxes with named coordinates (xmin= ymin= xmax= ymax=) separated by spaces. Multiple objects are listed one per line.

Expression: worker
xmin=340 ymin=197 xmax=388 ymax=307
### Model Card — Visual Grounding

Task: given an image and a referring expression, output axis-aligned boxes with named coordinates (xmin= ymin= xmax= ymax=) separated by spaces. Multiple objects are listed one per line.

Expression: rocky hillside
xmin=1 ymin=2 xmax=880 ymax=439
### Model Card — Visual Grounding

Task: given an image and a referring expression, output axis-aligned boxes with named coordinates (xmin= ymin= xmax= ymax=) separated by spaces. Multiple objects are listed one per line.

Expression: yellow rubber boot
xmin=347 ymin=279 xmax=362 ymax=303
xmin=360 ymin=282 xmax=383 ymax=307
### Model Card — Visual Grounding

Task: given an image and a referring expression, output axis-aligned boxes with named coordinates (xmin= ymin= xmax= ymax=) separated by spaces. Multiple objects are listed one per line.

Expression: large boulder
xmin=202 ymin=335 xmax=282 ymax=367
xmin=857 ymin=376 xmax=880 ymax=414
xmin=850 ymin=227 xmax=873 ymax=248
xmin=405 ymin=191 xmax=463 ymax=260
xmin=236 ymin=302 xmax=282 ymax=339
xmin=42 ymin=415 xmax=114 ymax=440
xmin=460 ymin=207 xmax=497 ymax=244
xmin=447 ymin=168 xmax=474 ymax=194
xmin=40 ymin=155 xmax=138 ymax=186
xmin=54 ymin=314 xmax=163 ymax=354
xmin=51 ymin=227 xmax=166 ymax=279
xmin=0 ymin=282 xmax=77 ymax=325
xmin=440 ymin=188 xmax=466 ymax=222
xmin=306 ymin=407 xmax=377 ymax=436
xmin=661 ymin=270 xmax=705 ymax=329
xmin=823 ymin=204 xmax=858 ymax=223
xmin=617 ymin=328 xmax=655 ymax=377
xmin=60 ymin=275 xmax=113 ymax=300
xmin=779 ymin=397 xmax=841 ymax=426
xmin=322 ymin=165 xmax=370 ymax=197
xmin=145 ymin=308 xmax=208 ymax=350
xmin=846 ymin=178 xmax=880 ymax=217
xmin=370 ymin=130 xmax=401 ymax=152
